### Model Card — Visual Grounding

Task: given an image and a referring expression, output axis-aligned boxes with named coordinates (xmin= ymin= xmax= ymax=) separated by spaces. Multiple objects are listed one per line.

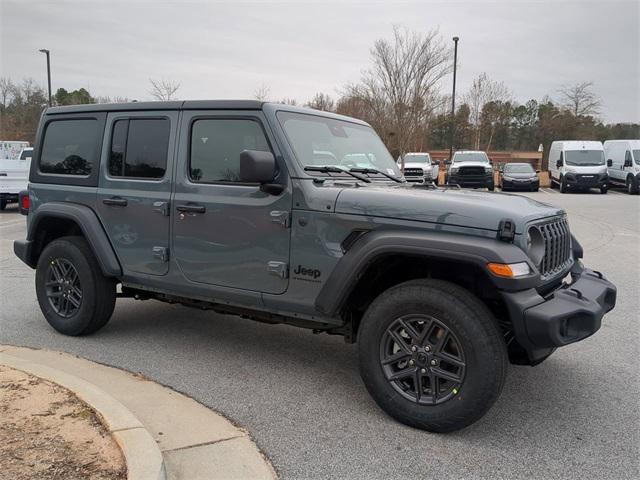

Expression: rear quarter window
xmin=31 ymin=113 xmax=106 ymax=186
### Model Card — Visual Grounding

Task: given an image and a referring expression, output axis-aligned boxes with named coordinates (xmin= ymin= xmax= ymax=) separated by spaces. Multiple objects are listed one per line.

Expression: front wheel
xmin=36 ymin=236 xmax=116 ymax=336
xmin=559 ymin=176 xmax=568 ymax=193
xmin=488 ymin=184 xmax=495 ymax=192
xmin=0 ymin=199 xmax=6 ymax=211
xmin=627 ymin=176 xmax=639 ymax=195
xmin=358 ymin=279 xmax=508 ymax=433
xmin=600 ymin=185 xmax=608 ymax=194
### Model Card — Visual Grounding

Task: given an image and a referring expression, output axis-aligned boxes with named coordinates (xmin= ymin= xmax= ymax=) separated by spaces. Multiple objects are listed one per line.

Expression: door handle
xmin=102 ymin=197 xmax=128 ymax=207
xmin=176 ymin=204 xmax=206 ymax=214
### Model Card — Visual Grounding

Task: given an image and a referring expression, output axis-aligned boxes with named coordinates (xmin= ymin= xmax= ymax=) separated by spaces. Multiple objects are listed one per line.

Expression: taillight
xmin=19 ymin=190 xmax=29 ymax=215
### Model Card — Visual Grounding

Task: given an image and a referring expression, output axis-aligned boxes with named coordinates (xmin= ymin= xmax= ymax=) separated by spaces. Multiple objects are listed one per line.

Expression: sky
xmin=1 ymin=0 xmax=638 ymax=123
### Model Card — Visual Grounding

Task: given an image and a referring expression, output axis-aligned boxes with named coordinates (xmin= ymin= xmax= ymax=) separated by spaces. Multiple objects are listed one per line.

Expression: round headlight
xmin=527 ymin=226 xmax=545 ymax=266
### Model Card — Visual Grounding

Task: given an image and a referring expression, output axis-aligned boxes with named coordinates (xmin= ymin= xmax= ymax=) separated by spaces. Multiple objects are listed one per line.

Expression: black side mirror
xmin=240 ymin=150 xmax=283 ymax=194
xmin=240 ymin=150 xmax=276 ymax=183
xmin=607 ymin=159 xmax=613 ymax=167
xmin=624 ymin=159 xmax=632 ymax=167
xmin=556 ymin=160 xmax=562 ymax=168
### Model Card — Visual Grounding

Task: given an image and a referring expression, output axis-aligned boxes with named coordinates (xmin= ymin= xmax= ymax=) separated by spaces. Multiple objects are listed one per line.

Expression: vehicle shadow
xmin=97 ymin=299 xmax=626 ymax=443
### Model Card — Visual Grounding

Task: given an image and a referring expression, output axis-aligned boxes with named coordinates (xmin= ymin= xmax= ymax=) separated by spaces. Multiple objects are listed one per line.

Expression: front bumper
xmin=564 ymin=173 xmax=608 ymax=188
xmin=502 ymin=178 xmax=539 ymax=190
xmin=501 ymin=263 xmax=616 ymax=364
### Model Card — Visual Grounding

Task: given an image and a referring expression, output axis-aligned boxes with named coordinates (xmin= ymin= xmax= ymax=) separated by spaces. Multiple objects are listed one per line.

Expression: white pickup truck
xmin=0 ymin=141 xmax=31 ymax=210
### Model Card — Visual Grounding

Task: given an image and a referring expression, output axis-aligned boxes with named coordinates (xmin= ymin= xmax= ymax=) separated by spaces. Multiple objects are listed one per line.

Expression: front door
xmin=172 ymin=111 xmax=291 ymax=294
xmin=97 ymin=111 xmax=177 ymax=276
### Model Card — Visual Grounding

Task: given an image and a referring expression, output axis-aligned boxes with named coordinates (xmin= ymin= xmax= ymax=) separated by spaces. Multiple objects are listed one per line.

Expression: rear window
xmin=39 ymin=119 xmax=99 ymax=176
xmin=20 ymin=149 xmax=33 ymax=160
xmin=108 ymin=118 xmax=170 ymax=179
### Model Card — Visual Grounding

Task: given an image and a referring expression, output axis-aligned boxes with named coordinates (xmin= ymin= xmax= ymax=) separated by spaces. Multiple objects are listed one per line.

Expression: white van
xmin=603 ymin=140 xmax=640 ymax=194
xmin=548 ymin=140 xmax=608 ymax=194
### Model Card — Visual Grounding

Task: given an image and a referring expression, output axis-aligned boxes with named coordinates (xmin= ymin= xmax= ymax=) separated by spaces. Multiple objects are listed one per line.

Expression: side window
xmin=625 ymin=151 xmax=632 ymax=163
xmin=559 ymin=151 xmax=563 ymax=164
xmin=108 ymin=118 xmax=170 ymax=179
xmin=190 ymin=118 xmax=270 ymax=183
xmin=40 ymin=119 xmax=99 ymax=175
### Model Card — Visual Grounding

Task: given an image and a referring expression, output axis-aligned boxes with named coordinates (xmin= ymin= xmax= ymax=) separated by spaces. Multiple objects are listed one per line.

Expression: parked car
xmin=0 ymin=143 xmax=31 ymax=210
xmin=604 ymin=139 xmax=640 ymax=194
xmin=446 ymin=150 xmax=494 ymax=190
xmin=548 ymin=141 xmax=608 ymax=194
xmin=500 ymin=163 xmax=539 ymax=192
xmin=397 ymin=152 xmax=440 ymax=184
xmin=14 ymin=101 xmax=617 ymax=433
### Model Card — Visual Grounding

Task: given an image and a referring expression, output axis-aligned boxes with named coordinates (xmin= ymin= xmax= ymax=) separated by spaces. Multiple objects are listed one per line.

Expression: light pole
xmin=449 ymin=36 xmax=459 ymax=162
xmin=39 ymin=49 xmax=52 ymax=106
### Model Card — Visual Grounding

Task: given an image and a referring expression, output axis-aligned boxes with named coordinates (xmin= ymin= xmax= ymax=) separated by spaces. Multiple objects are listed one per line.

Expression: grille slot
xmin=536 ymin=217 xmax=572 ymax=279
xmin=404 ymin=168 xmax=424 ymax=176
xmin=459 ymin=166 xmax=486 ymax=176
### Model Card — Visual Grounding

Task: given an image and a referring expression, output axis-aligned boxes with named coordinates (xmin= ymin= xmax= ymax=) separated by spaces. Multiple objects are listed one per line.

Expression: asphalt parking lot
xmin=1 ymin=187 xmax=638 ymax=480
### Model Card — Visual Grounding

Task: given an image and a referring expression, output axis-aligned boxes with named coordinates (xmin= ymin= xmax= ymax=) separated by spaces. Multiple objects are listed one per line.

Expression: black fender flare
xmin=314 ymin=229 xmax=538 ymax=317
xmin=21 ymin=202 xmax=122 ymax=277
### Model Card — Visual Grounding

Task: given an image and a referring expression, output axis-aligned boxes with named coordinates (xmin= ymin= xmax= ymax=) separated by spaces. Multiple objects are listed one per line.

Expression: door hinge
xmin=153 ymin=201 xmax=170 ymax=216
xmin=267 ymin=261 xmax=288 ymax=279
xmin=270 ymin=210 xmax=290 ymax=228
xmin=152 ymin=246 xmax=169 ymax=262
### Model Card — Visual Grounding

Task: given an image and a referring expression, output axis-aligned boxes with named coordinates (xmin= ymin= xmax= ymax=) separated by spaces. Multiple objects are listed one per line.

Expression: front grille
xmin=535 ymin=217 xmax=572 ymax=279
xmin=459 ymin=166 xmax=486 ymax=176
xmin=404 ymin=168 xmax=424 ymax=177
xmin=575 ymin=174 xmax=599 ymax=185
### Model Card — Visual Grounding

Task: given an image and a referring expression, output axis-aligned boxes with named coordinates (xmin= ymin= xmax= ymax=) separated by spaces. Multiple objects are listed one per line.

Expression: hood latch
xmin=498 ymin=218 xmax=516 ymax=242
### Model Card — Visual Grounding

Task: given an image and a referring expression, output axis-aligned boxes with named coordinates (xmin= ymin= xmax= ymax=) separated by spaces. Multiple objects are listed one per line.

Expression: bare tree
xmin=149 ymin=78 xmax=181 ymax=101
xmin=464 ymin=73 xmax=511 ymax=149
xmin=278 ymin=98 xmax=298 ymax=106
xmin=558 ymin=81 xmax=601 ymax=117
xmin=345 ymin=26 xmax=451 ymax=167
xmin=0 ymin=77 xmax=15 ymax=109
xmin=94 ymin=96 xmax=131 ymax=104
xmin=306 ymin=93 xmax=334 ymax=111
xmin=254 ymin=84 xmax=271 ymax=101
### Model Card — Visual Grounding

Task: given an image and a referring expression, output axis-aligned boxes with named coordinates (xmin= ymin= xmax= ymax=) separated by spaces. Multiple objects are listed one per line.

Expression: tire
xmin=488 ymin=185 xmax=495 ymax=192
xmin=600 ymin=185 xmax=608 ymax=194
xmin=35 ymin=236 xmax=116 ymax=336
xmin=0 ymin=199 xmax=6 ymax=211
xmin=532 ymin=186 xmax=539 ymax=192
xmin=627 ymin=176 xmax=639 ymax=195
xmin=358 ymin=279 xmax=508 ymax=433
xmin=559 ymin=176 xmax=568 ymax=193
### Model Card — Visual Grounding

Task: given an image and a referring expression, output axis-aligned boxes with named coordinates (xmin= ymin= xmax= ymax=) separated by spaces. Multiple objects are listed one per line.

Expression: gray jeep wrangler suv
xmin=14 ymin=101 xmax=617 ymax=432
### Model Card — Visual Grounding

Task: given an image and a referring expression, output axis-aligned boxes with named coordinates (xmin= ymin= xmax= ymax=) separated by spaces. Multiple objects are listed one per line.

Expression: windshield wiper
xmin=304 ymin=165 xmax=371 ymax=183
xmin=349 ymin=167 xmax=403 ymax=183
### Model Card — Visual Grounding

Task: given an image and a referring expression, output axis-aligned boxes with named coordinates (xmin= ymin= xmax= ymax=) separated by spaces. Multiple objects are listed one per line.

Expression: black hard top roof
xmin=45 ymin=100 xmax=264 ymax=114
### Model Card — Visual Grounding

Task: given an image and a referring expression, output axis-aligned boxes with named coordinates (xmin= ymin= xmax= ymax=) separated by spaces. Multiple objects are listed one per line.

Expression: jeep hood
xmin=334 ymin=185 xmax=564 ymax=234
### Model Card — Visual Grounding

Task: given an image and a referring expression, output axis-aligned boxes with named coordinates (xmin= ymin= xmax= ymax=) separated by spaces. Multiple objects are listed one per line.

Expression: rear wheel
xmin=358 ymin=279 xmax=508 ymax=432
xmin=628 ymin=175 xmax=639 ymax=195
xmin=36 ymin=236 xmax=116 ymax=336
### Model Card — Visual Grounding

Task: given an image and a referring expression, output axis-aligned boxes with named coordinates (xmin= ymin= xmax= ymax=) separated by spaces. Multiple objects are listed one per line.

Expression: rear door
xmin=97 ymin=111 xmax=177 ymax=276
xmin=172 ymin=110 xmax=291 ymax=294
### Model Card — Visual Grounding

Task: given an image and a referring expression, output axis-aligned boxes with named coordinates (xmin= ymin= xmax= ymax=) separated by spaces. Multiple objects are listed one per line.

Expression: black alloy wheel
xmin=45 ymin=258 xmax=83 ymax=318
xmin=380 ymin=314 xmax=465 ymax=405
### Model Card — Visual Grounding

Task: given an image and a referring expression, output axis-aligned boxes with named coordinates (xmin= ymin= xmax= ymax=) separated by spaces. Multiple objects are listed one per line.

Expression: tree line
xmin=1 ymin=26 xmax=637 ymax=162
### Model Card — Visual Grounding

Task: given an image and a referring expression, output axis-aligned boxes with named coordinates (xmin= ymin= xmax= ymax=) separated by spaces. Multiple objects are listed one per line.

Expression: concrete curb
xmin=0 ymin=346 xmax=277 ymax=480
xmin=0 ymin=351 xmax=165 ymax=480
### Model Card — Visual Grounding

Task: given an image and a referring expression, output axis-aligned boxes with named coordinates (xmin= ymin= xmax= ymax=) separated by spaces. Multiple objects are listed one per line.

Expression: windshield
xmin=403 ymin=154 xmax=431 ymax=165
xmin=277 ymin=111 xmax=400 ymax=177
xmin=504 ymin=164 xmax=534 ymax=174
xmin=452 ymin=152 xmax=489 ymax=163
xmin=633 ymin=150 xmax=640 ymax=165
xmin=19 ymin=149 xmax=33 ymax=160
xmin=565 ymin=150 xmax=604 ymax=166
